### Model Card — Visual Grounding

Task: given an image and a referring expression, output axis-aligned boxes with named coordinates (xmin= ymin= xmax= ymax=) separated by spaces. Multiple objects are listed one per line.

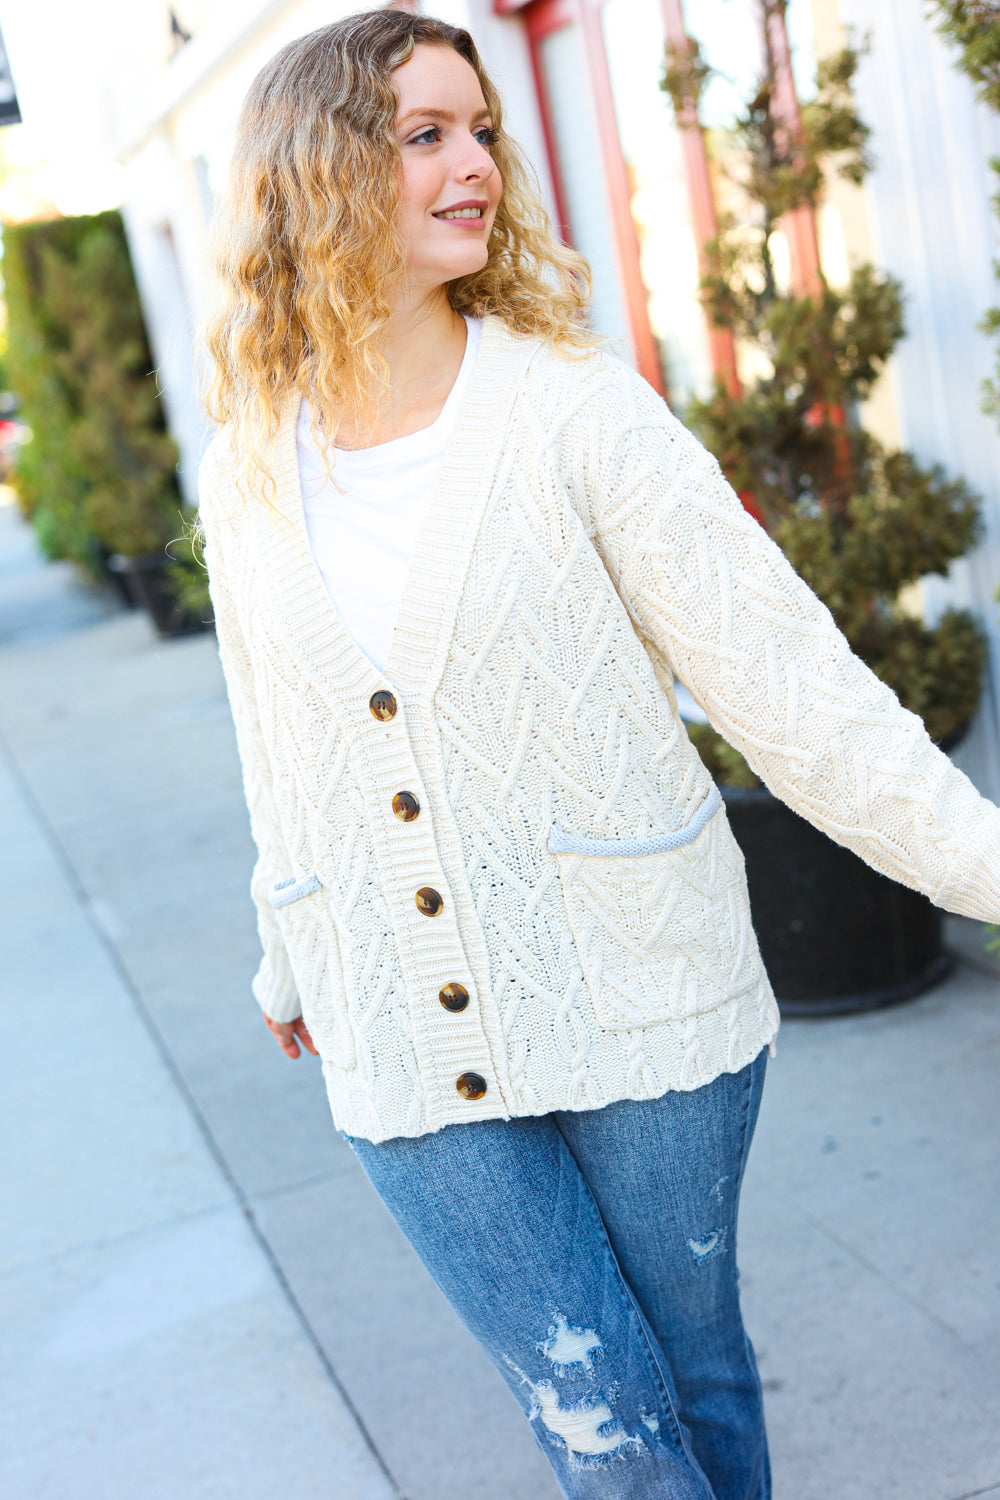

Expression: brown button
xmin=456 ymin=1072 xmax=487 ymax=1101
xmin=439 ymin=983 xmax=469 ymax=1012
xmin=369 ymin=690 xmax=397 ymax=721
xmin=392 ymin=791 xmax=420 ymax=823
xmin=415 ymin=887 xmax=443 ymax=917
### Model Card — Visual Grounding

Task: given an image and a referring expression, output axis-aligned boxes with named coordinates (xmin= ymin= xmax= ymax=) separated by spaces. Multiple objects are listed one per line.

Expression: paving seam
xmin=0 ymin=1198 xmax=240 ymax=1285
xmin=249 ymin=1167 xmax=341 ymax=1204
xmin=0 ymin=719 xmax=409 ymax=1500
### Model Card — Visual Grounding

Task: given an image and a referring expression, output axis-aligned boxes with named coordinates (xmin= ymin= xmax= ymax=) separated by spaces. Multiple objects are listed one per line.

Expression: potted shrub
xmin=931 ymin=1 xmax=1000 ymax=420
xmin=932 ymin=2 xmax=1000 ymax=973
xmin=661 ymin=12 xmax=987 ymax=1013
xmin=4 ymin=211 xmax=209 ymax=638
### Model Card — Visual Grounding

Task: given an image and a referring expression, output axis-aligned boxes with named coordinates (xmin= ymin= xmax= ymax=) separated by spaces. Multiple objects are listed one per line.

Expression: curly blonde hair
xmin=205 ymin=8 xmax=598 ymax=486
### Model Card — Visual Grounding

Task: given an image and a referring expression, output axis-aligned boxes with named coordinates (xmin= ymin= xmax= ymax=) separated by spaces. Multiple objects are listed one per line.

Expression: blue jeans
xmin=346 ymin=1049 xmax=769 ymax=1499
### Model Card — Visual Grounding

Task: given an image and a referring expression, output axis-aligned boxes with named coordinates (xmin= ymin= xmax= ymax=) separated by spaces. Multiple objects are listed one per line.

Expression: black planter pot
xmin=722 ymin=786 xmax=951 ymax=1016
xmin=107 ymin=551 xmax=211 ymax=640
xmin=83 ymin=539 xmax=138 ymax=609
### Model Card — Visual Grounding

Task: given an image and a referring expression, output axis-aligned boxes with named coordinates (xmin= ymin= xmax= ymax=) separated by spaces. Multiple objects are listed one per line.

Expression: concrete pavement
xmin=1 ymin=492 xmax=999 ymax=1500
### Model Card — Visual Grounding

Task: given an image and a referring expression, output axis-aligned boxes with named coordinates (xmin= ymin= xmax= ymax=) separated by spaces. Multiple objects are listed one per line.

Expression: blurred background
xmin=3 ymin=0 xmax=1000 ymax=792
xmin=1 ymin=4 xmax=999 ymax=1499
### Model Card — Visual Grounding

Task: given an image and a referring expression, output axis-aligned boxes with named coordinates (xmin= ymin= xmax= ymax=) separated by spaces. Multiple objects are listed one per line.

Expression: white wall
xmin=836 ymin=0 xmax=1000 ymax=801
xmin=115 ymin=0 xmax=367 ymax=499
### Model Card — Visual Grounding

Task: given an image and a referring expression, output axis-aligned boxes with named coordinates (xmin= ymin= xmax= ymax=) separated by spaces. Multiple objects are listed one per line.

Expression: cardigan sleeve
xmin=200 ymin=463 xmax=302 ymax=1023
xmin=584 ymin=360 xmax=1000 ymax=924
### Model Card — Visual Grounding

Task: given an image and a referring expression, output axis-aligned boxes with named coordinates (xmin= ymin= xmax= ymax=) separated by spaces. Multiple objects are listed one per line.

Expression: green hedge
xmin=4 ymin=211 xmax=185 ymax=565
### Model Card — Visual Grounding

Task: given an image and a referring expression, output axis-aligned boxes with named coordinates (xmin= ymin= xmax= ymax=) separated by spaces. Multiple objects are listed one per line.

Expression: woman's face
xmin=392 ymin=43 xmax=502 ymax=294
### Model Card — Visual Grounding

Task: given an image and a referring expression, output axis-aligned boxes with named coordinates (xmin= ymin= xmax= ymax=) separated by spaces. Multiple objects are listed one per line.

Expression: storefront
xmin=486 ymin=0 xmax=1000 ymax=799
xmin=110 ymin=0 xmax=1000 ymax=797
xmin=492 ymin=0 xmax=821 ymax=410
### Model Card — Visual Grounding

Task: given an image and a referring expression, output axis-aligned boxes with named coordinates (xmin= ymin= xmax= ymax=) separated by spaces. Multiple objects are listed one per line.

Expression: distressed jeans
xmin=347 ymin=1048 xmax=769 ymax=1499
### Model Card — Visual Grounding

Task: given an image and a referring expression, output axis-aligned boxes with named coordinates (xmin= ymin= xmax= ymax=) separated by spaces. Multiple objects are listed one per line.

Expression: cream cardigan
xmin=200 ymin=315 xmax=1000 ymax=1143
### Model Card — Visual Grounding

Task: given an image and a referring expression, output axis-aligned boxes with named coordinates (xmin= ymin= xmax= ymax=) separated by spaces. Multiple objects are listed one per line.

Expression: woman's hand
xmin=263 ymin=1013 xmax=319 ymax=1059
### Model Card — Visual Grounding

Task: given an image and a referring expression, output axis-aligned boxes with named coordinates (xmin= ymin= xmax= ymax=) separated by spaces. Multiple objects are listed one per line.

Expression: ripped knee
xmin=505 ymin=1313 xmax=661 ymax=1468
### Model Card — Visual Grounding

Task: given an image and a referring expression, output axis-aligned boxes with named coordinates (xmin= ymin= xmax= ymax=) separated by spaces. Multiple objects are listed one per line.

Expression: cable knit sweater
xmin=200 ymin=314 xmax=1000 ymax=1143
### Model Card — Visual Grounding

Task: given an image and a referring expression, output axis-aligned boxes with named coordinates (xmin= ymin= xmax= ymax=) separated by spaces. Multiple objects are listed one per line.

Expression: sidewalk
xmin=1 ymin=493 xmax=998 ymax=1500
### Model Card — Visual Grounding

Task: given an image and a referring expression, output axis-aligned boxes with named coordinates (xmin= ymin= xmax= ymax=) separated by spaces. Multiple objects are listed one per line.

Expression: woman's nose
xmin=457 ymin=141 xmax=495 ymax=183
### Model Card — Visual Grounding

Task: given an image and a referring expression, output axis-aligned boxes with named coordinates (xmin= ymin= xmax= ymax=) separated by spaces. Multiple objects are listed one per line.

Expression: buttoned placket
xmin=255 ymin=318 xmax=534 ymax=1131
xmin=364 ymin=682 xmax=498 ymax=1120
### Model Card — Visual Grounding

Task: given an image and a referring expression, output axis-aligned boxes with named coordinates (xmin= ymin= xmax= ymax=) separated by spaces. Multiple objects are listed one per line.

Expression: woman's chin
xmin=420 ymin=249 xmax=490 ymax=286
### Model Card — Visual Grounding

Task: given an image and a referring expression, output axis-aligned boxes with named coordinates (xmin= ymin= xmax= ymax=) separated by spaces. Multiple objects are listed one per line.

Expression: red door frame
xmin=574 ymin=0 xmax=664 ymax=392
xmin=761 ymin=0 xmax=823 ymax=297
xmin=517 ymin=0 xmax=574 ymax=241
xmin=498 ymin=0 xmax=663 ymax=393
xmin=497 ymin=0 xmax=822 ymax=388
xmin=498 ymin=0 xmax=744 ymax=397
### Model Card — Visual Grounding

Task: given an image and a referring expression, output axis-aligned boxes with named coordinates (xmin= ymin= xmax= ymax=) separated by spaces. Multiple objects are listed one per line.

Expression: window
xmin=503 ymin=0 xmax=818 ymax=408
xmin=601 ymin=0 xmax=713 ymax=403
xmin=532 ymin=5 xmax=635 ymax=360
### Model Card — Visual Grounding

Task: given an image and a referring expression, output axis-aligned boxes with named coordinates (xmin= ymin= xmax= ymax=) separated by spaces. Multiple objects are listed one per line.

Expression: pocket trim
xmin=270 ymin=873 xmax=322 ymax=908
xmin=548 ymin=783 xmax=722 ymax=858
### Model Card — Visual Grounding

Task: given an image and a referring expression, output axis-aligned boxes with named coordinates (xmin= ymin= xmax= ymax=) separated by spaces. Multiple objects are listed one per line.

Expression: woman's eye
xmin=406 ymin=125 xmax=497 ymax=148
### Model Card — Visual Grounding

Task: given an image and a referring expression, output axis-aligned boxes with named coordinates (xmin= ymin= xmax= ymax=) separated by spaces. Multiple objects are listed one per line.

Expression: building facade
xmin=106 ymin=0 xmax=1000 ymax=799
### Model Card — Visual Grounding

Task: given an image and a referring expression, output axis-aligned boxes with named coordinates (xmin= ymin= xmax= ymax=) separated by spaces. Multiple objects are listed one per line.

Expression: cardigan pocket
xmin=549 ymin=786 xmax=753 ymax=1028
xmin=267 ymin=872 xmax=359 ymax=1072
xmin=269 ymin=873 xmax=322 ymax=908
xmin=549 ymin=785 xmax=723 ymax=858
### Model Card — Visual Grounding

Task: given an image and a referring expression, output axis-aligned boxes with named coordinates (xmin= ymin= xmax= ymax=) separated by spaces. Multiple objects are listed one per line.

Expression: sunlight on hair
xmin=204 ymin=9 xmax=601 ymax=502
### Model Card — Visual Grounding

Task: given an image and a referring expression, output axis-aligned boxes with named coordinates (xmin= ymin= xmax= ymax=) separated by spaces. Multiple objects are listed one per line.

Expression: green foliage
xmin=931 ymin=1 xmax=1000 ymax=112
xmin=773 ymin=453 xmax=980 ymax=633
xmin=799 ymin=46 xmax=873 ymax=186
xmin=661 ymin=4 xmax=986 ymax=784
xmin=685 ymin=722 xmax=763 ymax=789
xmin=726 ymin=41 xmax=871 ymax=233
xmin=165 ymin=530 xmax=213 ymax=622
xmin=661 ymin=35 xmax=712 ymax=119
xmin=930 ymin=3 xmax=1000 ymax=418
xmin=3 ymin=211 xmax=184 ymax=566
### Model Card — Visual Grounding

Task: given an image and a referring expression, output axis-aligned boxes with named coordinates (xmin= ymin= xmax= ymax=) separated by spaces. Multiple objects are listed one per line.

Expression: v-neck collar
xmin=256 ymin=314 xmax=539 ymax=721
xmin=315 ymin=313 xmax=483 ymax=470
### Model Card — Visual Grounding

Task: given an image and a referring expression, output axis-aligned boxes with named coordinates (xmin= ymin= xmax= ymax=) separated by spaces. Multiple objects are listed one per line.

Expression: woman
xmin=200 ymin=11 xmax=1000 ymax=1498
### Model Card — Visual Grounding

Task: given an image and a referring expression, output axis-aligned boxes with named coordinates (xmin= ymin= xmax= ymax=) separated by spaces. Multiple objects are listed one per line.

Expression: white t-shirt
xmin=297 ymin=316 xmax=483 ymax=672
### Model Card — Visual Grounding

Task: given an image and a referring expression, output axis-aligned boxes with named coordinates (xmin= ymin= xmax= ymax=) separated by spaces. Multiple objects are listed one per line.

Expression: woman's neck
xmin=334 ymin=288 xmax=469 ymax=450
